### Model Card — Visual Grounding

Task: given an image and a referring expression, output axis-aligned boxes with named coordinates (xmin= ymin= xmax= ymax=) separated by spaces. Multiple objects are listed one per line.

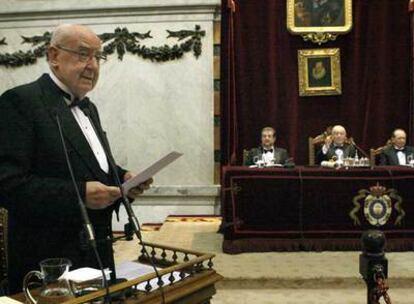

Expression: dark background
xmin=221 ymin=0 xmax=413 ymax=165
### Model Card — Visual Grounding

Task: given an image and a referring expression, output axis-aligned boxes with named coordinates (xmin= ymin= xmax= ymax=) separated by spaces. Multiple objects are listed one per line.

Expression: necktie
xmin=69 ymin=97 xmax=89 ymax=110
xmin=56 ymin=87 xmax=89 ymax=110
xmin=56 ymin=85 xmax=89 ymax=110
xmin=263 ymin=148 xmax=273 ymax=153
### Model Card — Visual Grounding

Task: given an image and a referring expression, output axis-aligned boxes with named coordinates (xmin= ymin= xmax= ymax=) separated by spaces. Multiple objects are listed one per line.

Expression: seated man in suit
xmin=316 ymin=125 xmax=356 ymax=164
xmin=379 ymin=128 xmax=414 ymax=166
xmin=244 ymin=127 xmax=294 ymax=167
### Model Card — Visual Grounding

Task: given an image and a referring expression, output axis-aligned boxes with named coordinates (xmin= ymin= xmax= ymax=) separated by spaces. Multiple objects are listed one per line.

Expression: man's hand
xmin=85 ymin=181 xmax=121 ymax=209
xmin=123 ymin=172 xmax=153 ymax=199
xmin=324 ymin=135 xmax=333 ymax=147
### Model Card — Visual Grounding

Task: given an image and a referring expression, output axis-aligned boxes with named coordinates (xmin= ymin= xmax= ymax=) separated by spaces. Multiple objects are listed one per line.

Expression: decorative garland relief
xmin=0 ymin=25 xmax=205 ymax=67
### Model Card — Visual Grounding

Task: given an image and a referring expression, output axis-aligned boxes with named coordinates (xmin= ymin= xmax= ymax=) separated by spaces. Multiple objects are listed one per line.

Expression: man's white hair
xmin=332 ymin=125 xmax=346 ymax=134
xmin=50 ymin=24 xmax=77 ymax=47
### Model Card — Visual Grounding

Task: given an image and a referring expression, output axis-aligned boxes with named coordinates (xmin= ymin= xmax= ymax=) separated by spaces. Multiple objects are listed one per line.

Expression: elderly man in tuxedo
xmin=0 ymin=24 xmax=150 ymax=293
xmin=316 ymin=125 xmax=356 ymax=164
xmin=244 ymin=127 xmax=294 ymax=167
xmin=380 ymin=129 xmax=414 ymax=166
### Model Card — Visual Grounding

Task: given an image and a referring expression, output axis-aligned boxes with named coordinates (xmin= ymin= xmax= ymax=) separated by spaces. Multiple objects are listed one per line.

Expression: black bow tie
xmin=57 ymin=87 xmax=89 ymax=110
xmin=395 ymin=147 xmax=406 ymax=152
xmin=69 ymin=97 xmax=89 ymax=110
xmin=334 ymin=145 xmax=344 ymax=150
xmin=263 ymin=148 xmax=273 ymax=153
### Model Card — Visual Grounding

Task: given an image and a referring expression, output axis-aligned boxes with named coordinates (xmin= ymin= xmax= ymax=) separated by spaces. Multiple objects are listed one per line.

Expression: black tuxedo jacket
xmin=379 ymin=145 xmax=414 ymax=165
xmin=244 ymin=146 xmax=294 ymax=167
xmin=0 ymin=74 xmax=127 ymax=293
xmin=316 ymin=143 xmax=356 ymax=164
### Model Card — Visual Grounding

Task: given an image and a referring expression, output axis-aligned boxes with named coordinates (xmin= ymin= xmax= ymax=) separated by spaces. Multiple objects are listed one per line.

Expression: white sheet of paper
xmin=122 ymin=151 xmax=183 ymax=193
xmin=248 ymin=164 xmax=283 ymax=168
xmin=0 ymin=297 xmax=22 ymax=304
xmin=115 ymin=261 xmax=188 ymax=291
xmin=62 ymin=267 xmax=111 ymax=283
xmin=116 ymin=261 xmax=156 ymax=280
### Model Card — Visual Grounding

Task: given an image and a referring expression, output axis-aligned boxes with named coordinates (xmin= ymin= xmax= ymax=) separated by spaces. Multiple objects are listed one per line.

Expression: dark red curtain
xmin=221 ymin=0 xmax=413 ymax=165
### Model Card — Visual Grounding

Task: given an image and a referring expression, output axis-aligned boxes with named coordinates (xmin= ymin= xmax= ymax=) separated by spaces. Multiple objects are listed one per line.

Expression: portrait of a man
xmin=307 ymin=57 xmax=332 ymax=87
xmin=297 ymin=48 xmax=341 ymax=96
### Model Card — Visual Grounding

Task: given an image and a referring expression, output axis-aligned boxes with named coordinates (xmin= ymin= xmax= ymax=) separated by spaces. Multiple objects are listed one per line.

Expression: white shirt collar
xmin=49 ymin=72 xmax=74 ymax=105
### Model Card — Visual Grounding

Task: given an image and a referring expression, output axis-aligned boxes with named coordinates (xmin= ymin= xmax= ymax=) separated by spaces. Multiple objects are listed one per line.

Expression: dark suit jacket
xmin=379 ymin=145 xmax=414 ymax=166
xmin=316 ymin=143 xmax=356 ymax=164
xmin=0 ymin=74 xmax=127 ymax=293
xmin=244 ymin=147 xmax=294 ymax=167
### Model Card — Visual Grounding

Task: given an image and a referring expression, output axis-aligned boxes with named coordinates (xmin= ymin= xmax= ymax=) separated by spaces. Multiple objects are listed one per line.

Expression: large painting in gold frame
xmin=297 ymin=48 xmax=341 ymax=97
xmin=287 ymin=0 xmax=352 ymax=44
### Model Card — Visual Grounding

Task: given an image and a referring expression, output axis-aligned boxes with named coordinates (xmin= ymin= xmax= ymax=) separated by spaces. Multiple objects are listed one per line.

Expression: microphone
xmin=54 ymin=111 xmax=111 ymax=303
xmin=81 ymin=105 xmax=166 ymax=304
xmin=349 ymin=138 xmax=369 ymax=158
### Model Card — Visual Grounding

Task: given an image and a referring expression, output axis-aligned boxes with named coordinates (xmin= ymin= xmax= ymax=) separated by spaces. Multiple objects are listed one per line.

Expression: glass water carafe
xmin=23 ymin=258 xmax=74 ymax=304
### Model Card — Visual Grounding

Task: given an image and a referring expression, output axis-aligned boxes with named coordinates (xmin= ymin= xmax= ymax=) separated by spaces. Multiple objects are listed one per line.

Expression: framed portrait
xmin=297 ymin=48 xmax=341 ymax=96
xmin=287 ymin=0 xmax=352 ymax=44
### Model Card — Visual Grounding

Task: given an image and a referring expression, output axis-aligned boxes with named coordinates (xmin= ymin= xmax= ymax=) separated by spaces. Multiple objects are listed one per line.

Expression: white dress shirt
xmin=262 ymin=146 xmax=275 ymax=164
xmin=394 ymin=146 xmax=406 ymax=165
xmin=50 ymin=72 xmax=109 ymax=173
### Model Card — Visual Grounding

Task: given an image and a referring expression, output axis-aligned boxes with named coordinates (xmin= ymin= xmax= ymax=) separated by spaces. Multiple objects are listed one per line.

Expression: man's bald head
xmin=47 ymin=24 xmax=102 ymax=98
xmin=391 ymin=128 xmax=407 ymax=149
xmin=331 ymin=125 xmax=347 ymax=145
xmin=49 ymin=24 xmax=101 ymax=50
xmin=332 ymin=125 xmax=346 ymax=134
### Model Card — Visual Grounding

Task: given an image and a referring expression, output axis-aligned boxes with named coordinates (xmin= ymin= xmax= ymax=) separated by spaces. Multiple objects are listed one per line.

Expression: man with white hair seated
xmin=316 ymin=125 xmax=356 ymax=164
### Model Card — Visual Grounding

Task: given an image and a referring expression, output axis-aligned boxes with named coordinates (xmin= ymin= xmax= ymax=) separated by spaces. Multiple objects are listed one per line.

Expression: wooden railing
xmin=61 ymin=241 xmax=221 ymax=304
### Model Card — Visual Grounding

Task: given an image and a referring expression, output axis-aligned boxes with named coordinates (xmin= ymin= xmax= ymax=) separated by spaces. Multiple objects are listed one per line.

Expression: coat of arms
xmin=349 ymin=183 xmax=405 ymax=227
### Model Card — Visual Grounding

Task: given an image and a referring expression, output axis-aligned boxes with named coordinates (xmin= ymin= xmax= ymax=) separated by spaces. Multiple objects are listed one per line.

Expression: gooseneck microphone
xmin=55 ymin=112 xmax=111 ymax=304
xmin=80 ymin=103 xmax=166 ymax=304
xmin=350 ymin=138 xmax=369 ymax=158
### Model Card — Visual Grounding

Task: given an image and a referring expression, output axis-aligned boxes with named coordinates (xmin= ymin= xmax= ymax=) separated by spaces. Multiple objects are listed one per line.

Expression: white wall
xmin=0 ymin=0 xmax=221 ymax=229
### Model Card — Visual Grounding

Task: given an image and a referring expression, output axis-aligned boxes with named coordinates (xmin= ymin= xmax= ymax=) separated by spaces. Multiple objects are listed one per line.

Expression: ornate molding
xmin=0 ymin=26 xmax=205 ymax=67
xmin=301 ymin=32 xmax=338 ymax=45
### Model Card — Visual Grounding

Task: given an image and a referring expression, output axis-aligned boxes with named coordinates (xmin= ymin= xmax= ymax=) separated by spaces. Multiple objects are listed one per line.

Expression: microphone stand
xmin=350 ymin=138 xmax=369 ymax=158
xmin=55 ymin=114 xmax=111 ymax=303
xmin=81 ymin=105 xmax=166 ymax=304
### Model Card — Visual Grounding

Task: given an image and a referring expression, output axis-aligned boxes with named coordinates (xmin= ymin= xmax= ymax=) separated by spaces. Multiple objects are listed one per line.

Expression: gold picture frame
xmin=297 ymin=48 xmax=341 ymax=96
xmin=287 ymin=0 xmax=353 ymax=44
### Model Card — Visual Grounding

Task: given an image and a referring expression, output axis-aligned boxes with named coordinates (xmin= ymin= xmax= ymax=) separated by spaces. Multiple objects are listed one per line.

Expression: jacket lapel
xmin=389 ymin=149 xmax=400 ymax=165
xmin=38 ymin=74 xmax=108 ymax=181
xmin=343 ymin=145 xmax=351 ymax=158
xmin=273 ymin=149 xmax=281 ymax=164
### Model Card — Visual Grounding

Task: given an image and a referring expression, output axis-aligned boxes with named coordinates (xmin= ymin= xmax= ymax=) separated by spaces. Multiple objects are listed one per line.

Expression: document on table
xmin=122 ymin=151 xmax=183 ymax=193
xmin=116 ymin=261 xmax=188 ymax=291
xmin=0 ymin=297 xmax=22 ymax=304
xmin=116 ymin=261 xmax=156 ymax=280
xmin=62 ymin=267 xmax=112 ymax=283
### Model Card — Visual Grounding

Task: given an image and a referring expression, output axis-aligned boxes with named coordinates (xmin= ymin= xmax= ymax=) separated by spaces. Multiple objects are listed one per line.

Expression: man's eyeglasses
xmin=55 ymin=45 xmax=107 ymax=63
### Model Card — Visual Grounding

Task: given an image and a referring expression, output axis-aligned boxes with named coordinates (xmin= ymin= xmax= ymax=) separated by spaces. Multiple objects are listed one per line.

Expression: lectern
xmin=11 ymin=241 xmax=222 ymax=304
